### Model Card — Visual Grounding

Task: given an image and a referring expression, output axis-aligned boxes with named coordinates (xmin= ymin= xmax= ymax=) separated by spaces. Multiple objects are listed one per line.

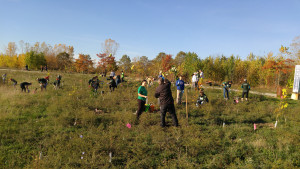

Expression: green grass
xmin=0 ymin=69 xmax=299 ymax=168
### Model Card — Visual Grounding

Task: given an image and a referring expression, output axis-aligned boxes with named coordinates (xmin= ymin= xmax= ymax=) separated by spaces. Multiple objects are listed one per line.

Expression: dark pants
xmin=109 ymin=85 xmax=116 ymax=92
xmin=223 ymin=88 xmax=229 ymax=99
xmin=136 ymin=99 xmax=146 ymax=121
xmin=21 ymin=86 xmax=26 ymax=92
xmin=160 ymin=104 xmax=178 ymax=127
xmin=242 ymin=91 xmax=249 ymax=98
xmin=20 ymin=84 xmax=28 ymax=92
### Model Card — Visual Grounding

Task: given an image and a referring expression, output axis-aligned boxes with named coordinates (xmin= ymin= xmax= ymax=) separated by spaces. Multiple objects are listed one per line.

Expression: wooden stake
xmin=186 ymin=88 xmax=188 ymax=126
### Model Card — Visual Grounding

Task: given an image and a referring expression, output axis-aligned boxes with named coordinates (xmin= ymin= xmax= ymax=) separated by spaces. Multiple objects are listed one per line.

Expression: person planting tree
xmin=109 ymin=77 xmax=117 ymax=92
xmin=222 ymin=81 xmax=232 ymax=100
xmin=20 ymin=82 xmax=32 ymax=93
xmin=37 ymin=78 xmax=48 ymax=91
xmin=155 ymin=78 xmax=179 ymax=127
xmin=10 ymin=78 xmax=17 ymax=88
xmin=241 ymin=79 xmax=250 ymax=101
xmin=196 ymin=88 xmax=209 ymax=107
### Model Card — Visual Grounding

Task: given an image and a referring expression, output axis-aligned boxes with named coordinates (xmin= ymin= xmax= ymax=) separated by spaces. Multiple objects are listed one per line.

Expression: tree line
xmin=1 ymin=37 xmax=300 ymax=88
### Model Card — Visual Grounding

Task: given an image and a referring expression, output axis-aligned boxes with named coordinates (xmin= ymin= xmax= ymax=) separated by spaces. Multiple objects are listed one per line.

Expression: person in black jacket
xmin=155 ymin=78 xmax=179 ymax=127
xmin=109 ymin=77 xmax=117 ymax=92
xmin=20 ymin=82 xmax=31 ymax=92
xmin=37 ymin=78 xmax=48 ymax=91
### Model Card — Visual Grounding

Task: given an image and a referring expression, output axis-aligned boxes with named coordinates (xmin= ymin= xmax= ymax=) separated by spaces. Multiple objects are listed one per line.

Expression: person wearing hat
xmin=241 ymin=79 xmax=250 ymax=101
xmin=158 ymin=71 xmax=164 ymax=80
xmin=191 ymin=72 xmax=198 ymax=90
xmin=109 ymin=71 xmax=115 ymax=79
xmin=196 ymin=88 xmax=209 ymax=107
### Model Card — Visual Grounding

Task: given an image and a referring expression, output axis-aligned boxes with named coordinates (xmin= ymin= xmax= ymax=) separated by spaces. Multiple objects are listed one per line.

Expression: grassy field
xmin=0 ymin=69 xmax=299 ymax=168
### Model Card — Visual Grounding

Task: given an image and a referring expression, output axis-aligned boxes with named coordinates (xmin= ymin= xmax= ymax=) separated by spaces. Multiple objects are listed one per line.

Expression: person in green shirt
xmin=241 ymin=79 xmax=250 ymax=101
xmin=136 ymin=80 xmax=148 ymax=122
xmin=121 ymin=70 xmax=124 ymax=82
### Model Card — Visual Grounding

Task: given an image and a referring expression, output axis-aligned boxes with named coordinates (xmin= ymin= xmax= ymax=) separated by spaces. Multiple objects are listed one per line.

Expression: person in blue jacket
xmin=176 ymin=76 xmax=184 ymax=104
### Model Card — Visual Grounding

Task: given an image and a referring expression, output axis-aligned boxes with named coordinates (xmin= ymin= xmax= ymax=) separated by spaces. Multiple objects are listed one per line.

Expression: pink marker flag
xmin=254 ymin=123 xmax=257 ymax=130
xmin=126 ymin=123 xmax=131 ymax=128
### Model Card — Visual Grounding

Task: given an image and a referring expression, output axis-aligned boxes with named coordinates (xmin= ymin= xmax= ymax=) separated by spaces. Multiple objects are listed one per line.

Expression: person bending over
xmin=10 ymin=78 xmax=17 ymax=88
xmin=20 ymin=82 xmax=32 ymax=93
xmin=37 ymin=78 xmax=48 ymax=91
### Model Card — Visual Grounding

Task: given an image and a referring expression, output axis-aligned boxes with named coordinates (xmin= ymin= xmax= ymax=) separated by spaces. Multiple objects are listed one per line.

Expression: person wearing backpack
xmin=241 ymin=79 xmax=250 ymax=101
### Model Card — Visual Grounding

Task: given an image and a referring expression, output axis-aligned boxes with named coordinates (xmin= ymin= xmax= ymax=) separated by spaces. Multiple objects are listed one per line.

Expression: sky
xmin=0 ymin=0 xmax=299 ymax=61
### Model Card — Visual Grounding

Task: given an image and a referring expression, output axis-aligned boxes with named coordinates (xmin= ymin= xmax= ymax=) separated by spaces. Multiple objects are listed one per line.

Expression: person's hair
xmin=142 ymin=80 xmax=147 ymax=84
xmin=158 ymin=77 xmax=164 ymax=84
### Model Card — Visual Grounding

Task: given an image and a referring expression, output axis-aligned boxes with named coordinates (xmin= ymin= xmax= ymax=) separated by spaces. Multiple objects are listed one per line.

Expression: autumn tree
xmin=183 ymin=52 xmax=200 ymax=80
xmin=118 ymin=54 xmax=131 ymax=72
xmin=174 ymin=51 xmax=186 ymax=66
xmin=101 ymin=39 xmax=119 ymax=57
xmin=25 ymin=51 xmax=46 ymax=70
xmin=262 ymin=46 xmax=294 ymax=88
xmin=223 ymin=55 xmax=236 ymax=82
xmin=150 ymin=52 xmax=166 ymax=76
xmin=6 ymin=42 xmax=17 ymax=57
xmin=75 ymin=54 xmax=94 ymax=73
xmin=53 ymin=44 xmax=74 ymax=57
xmin=245 ymin=53 xmax=263 ymax=86
xmin=97 ymin=53 xmax=118 ymax=74
xmin=138 ymin=56 xmax=151 ymax=76
xmin=290 ymin=36 xmax=300 ymax=63
xmin=161 ymin=54 xmax=173 ymax=73
xmin=56 ymin=52 xmax=73 ymax=70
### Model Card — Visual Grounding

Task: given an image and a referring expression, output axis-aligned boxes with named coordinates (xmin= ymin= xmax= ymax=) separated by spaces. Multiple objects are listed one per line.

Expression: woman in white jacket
xmin=191 ymin=72 xmax=198 ymax=90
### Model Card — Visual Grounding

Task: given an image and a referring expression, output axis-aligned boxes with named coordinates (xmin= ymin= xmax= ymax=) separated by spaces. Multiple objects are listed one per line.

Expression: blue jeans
xmin=223 ymin=87 xmax=229 ymax=99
